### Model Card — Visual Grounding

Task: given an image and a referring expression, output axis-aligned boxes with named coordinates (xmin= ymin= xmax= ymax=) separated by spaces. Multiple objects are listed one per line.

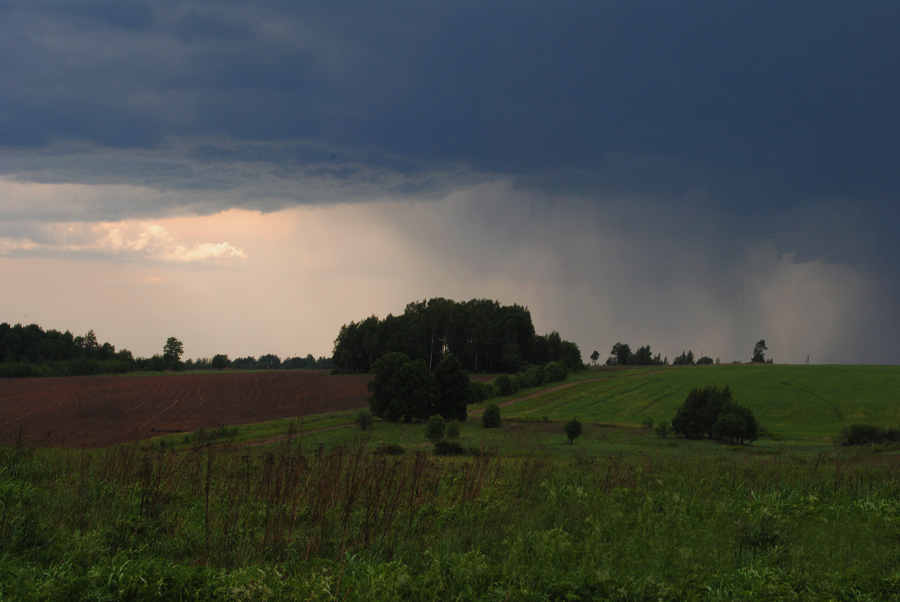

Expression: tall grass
xmin=2 ymin=436 xmax=900 ymax=600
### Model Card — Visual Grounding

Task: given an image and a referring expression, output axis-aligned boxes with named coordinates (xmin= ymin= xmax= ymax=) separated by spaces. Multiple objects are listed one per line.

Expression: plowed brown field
xmin=0 ymin=371 xmax=371 ymax=448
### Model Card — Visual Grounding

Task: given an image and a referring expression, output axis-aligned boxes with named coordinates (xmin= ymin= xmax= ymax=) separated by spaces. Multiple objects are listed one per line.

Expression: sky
xmin=1 ymin=1 xmax=899 ymax=364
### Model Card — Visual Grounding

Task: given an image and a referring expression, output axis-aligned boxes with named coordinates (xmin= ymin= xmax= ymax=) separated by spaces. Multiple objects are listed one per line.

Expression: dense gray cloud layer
xmin=1 ymin=1 xmax=899 ymax=362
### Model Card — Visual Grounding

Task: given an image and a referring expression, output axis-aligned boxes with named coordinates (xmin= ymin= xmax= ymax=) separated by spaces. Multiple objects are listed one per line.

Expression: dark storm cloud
xmin=2 ymin=1 xmax=898 ymax=205
xmin=2 ymin=1 xmax=900 ymax=362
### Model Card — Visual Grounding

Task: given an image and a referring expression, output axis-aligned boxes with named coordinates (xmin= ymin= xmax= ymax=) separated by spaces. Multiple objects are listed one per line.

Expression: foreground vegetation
xmin=3 ymin=363 xmax=900 ymax=600
xmin=3 ymin=436 xmax=900 ymax=601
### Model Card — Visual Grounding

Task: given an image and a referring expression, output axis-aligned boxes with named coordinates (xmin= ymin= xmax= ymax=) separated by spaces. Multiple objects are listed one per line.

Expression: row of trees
xmin=333 ymin=298 xmax=584 ymax=374
xmin=184 ymin=353 xmax=333 ymax=372
xmin=594 ymin=340 xmax=770 ymax=367
xmin=0 ymin=323 xmax=333 ymax=377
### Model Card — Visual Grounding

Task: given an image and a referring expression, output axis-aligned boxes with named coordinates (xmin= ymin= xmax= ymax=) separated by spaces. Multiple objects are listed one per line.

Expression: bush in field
xmin=654 ymin=420 xmax=670 ymax=439
xmin=494 ymin=374 xmax=513 ymax=396
xmin=446 ymin=421 xmax=460 ymax=439
xmin=839 ymin=424 xmax=900 ymax=446
xmin=672 ymin=385 xmax=733 ymax=440
xmin=433 ymin=440 xmax=464 ymax=455
xmin=526 ymin=364 xmax=545 ymax=387
xmin=374 ymin=443 xmax=405 ymax=455
xmin=425 ymin=415 xmax=447 ymax=442
xmin=470 ymin=380 xmax=497 ymax=402
xmin=544 ymin=361 xmax=567 ymax=383
xmin=482 ymin=404 xmax=502 ymax=428
xmin=564 ymin=417 xmax=583 ymax=444
xmin=712 ymin=403 xmax=759 ymax=445
xmin=356 ymin=410 xmax=374 ymax=431
xmin=672 ymin=385 xmax=758 ymax=444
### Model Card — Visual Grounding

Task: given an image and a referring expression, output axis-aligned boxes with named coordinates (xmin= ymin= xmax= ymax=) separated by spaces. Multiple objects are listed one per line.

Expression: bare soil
xmin=0 ymin=370 xmax=371 ymax=448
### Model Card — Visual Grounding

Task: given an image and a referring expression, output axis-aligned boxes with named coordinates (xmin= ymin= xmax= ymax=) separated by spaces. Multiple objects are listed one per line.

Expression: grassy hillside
xmin=500 ymin=364 xmax=900 ymax=440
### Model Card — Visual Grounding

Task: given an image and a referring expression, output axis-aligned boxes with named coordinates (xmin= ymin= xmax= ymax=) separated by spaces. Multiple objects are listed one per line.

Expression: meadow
xmin=2 ymin=364 xmax=900 ymax=600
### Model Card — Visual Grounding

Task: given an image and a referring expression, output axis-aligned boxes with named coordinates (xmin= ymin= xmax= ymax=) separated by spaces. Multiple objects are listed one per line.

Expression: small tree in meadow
xmin=654 ymin=420 xmax=670 ymax=439
xmin=482 ymin=404 xmax=502 ymax=428
xmin=446 ymin=421 xmax=461 ymax=439
xmin=425 ymin=415 xmax=447 ymax=442
xmin=564 ymin=417 xmax=583 ymax=444
xmin=356 ymin=410 xmax=374 ymax=431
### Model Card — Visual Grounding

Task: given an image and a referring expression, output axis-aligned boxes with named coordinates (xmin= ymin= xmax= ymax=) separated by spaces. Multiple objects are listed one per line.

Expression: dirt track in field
xmin=0 ymin=371 xmax=371 ymax=448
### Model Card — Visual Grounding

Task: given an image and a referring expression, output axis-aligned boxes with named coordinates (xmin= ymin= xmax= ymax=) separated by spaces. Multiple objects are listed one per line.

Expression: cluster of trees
xmin=368 ymin=352 xmax=472 ymax=423
xmin=333 ymin=298 xmax=584 ymax=374
xmin=606 ymin=342 xmax=666 ymax=366
xmin=671 ymin=385 xmax=759 ymax=445
xmin=0 ymin=323 xmax=135 ymax=377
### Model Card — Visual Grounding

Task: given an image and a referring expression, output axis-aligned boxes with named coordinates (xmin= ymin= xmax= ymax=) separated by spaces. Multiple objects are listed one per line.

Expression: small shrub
xmin=470 ymin=380 xmax=497 ymax=402
xmin=526 ymin=365 xmax=545 ymax=386
xmin=446 ymin=421 xmax=461 ymax=439
xmin=654 ymin=420 xmax=670 ymax=439
xmin=482 ymin=404 xmax=502 ymax=428
xmin=434 ymin=440 xmax=464 ymax=456
xmin=564 ymin=417 xmax=583 ymax=444
xmin=425 ymin=415 xmax=447 ymax=442
xmin=545 ymin=361 xmax=567 ymax=382
xmin=642 ymin=417 xmax=654 ymax=429
xmin=356 ymin=410 xmax=374 ymax=430
xmin=466 ymin=445 xmax=494 ymax=456
xmin=374 ymin=443 xmax=405 ymax=455
xmin=494 ymin=374 xmax=513 ymax=396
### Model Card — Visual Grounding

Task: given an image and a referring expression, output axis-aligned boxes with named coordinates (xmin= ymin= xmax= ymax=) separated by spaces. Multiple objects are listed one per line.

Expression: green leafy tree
xmin=611 ymin=342 xmax=631 ymax=366
xmin=356 ymin=410 xmax=374 ymax=431
xmin=433 ymin=353 xmax=471 ymax=421
xmin=590 ymin=350 xmax=600 ymax=365
xmin=482 ymin=404 xmax=501 ymax=428
xmin=211 ymin=354 xmax=229 ymax=370
xmin=654 ymin=420 xmax=670 ymax=439
xmin=494 ymin=374 xmax=513 ymax=396
xmin=752 ymin=340 xmax=768 ymax=363
xmin=564 ymin=417 xmax=583 ymax=444
xmin=671 ymin=385 xmax=733 ymax=439
xmin=545 ymin=361 xmax=567 ymax=383
xmin=425 ymin=415 xmax=447 ymax=442
xmin=163 ymin=337 xmax=184 ymax=370
xmin=712 ymin=404 xmax=759 ymax=444
xmin=368 ymin=352 xmax=412 ymax=419
xmin=368 ymin=353 xmax=435 ymax=422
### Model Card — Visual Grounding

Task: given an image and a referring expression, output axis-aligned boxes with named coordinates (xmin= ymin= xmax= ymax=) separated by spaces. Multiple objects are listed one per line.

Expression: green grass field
xmin=3 ymin=363 xmax=900 ymax=601
xmin=497 ymin=364 xmax=900 ymax=440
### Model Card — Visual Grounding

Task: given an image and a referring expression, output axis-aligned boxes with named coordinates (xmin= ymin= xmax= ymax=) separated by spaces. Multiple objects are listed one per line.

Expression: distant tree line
xmin=0 ymin=322 xmax=134 ymax=377
xmin=185 ymin=353 xmax=333 ymax=371
xmin=0 ymin=322 xmax=332 ymax=377
xmin=332 ymin=298 xmax=584 ymax=374
xmin=603 ymin=341 xmax=768 ymax=367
